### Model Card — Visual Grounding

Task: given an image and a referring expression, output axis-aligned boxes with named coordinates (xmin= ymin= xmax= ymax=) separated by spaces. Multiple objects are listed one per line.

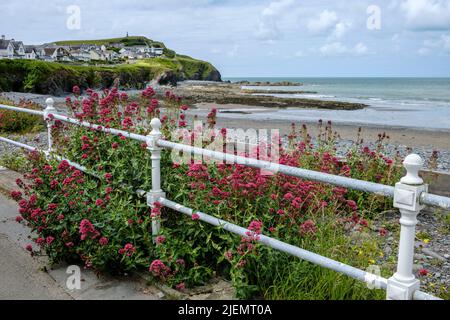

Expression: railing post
xmin=387 ymin=154 xmax=428 ymax=300
xmin=146 ymin=118 xmax=166 ymax=241
xmin=43 ymin=98 xmax=56 ymax=156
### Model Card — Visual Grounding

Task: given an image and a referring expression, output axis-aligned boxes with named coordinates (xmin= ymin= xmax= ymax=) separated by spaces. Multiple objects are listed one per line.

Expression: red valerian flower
xmin=25 ymin=244 xmax=33 ymax=252
xmin=95 ymin=199 xmax=104 ymax=206
xmin=79 ymin=219 xmax=100 ymax=240
xmin=247 ymin=220 xmax=263 ymax=235
xmin=155 ymin=235 xmax=166 ymax=245
xmin=418 ymin=268 xmax=429 ymax=277
xmin=119 ymin=243 xmax=136 ymax=256
xmin=300 ymin=220 xmax=317 ymax=236
xmin=99 ymin=237 xmax=109 ymax=246
xmin=379 ymin=228 xmax=388 ymax=237
xmin=191 ymin=213 xmax=200 ymax=221
xmin=176 ymin=282 xmax=186 ymax=291
xmin=46 ymin=236 xmax=55 ymax=245
xmin=73 ymin=85 xmax=81 ymax=95
xmin=149 ymin=259 xmax=170 ymax=277
xmin=10 ymin=190 xmax=22 ymax=200
xmin=15 ymin=216 xmax=23 ymax=223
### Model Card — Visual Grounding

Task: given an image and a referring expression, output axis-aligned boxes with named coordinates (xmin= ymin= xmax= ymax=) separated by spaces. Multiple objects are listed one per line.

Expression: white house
xmin=11 ymin=40 xmax=25 ymax=59
xmin=0 ymin=36 xmax=14 ymax=59
xmin=24 ymin=46 xmax=37 ymax=59
xmin=40 ymin=47 xmax=71 ymax=62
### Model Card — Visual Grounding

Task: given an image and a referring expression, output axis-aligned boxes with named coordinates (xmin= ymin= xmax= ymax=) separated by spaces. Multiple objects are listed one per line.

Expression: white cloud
xmin=331 ymin=21 xmax=352 ymax=39
xmin=255 ymin=0 xmax=295 ymax=42
xmin=320 ymin=42 xmax=368 ymax=56
xmin=419 ymin=34 xmax=450 ymax=54
xmin=307 ymin=10 xmax=338 ymax=33
xmin=307 ymin=10 xmax=351 ymax=40
xmin=401 ymin=0 xmax=450 ymax=30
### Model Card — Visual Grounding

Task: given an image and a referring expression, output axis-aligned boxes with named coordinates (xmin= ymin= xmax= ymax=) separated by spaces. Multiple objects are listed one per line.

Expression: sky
xmin=1 ymin=0 xmax=450 ymax=77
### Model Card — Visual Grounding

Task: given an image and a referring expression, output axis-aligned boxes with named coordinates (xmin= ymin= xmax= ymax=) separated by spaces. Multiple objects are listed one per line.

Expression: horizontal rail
xmin=421 ymin=193 xmax=450 ymax=210
xmin=158 ymin=197 xmax=388 ymax=289
xmin=158 ymin=139 xmax=395 ymax=197
xmin=0 ymin=104 xmax=44 ymax=116
xmin=413 ymin=290 xmax=442 ymax=301
xmin=52 ymin=114 xmax=148 ymax=143
xmin=0 ymin=136 xmax=38 ymax=151
xmin=1 ymin=101 xmax=449 ymax=210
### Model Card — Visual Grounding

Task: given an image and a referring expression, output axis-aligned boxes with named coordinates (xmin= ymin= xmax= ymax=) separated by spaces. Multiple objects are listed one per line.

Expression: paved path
xmin=0 ymin=170 xmax=165 ymax=300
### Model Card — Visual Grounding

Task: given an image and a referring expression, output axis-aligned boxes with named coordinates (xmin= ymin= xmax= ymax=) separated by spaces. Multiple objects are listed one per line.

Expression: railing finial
xmin=401 ymin=154 xmax=424 ymax=185
xmin=150 ymin=118 xmax=162 ymax=135
xmin=45 ymin=97 xmax=54 ymax=109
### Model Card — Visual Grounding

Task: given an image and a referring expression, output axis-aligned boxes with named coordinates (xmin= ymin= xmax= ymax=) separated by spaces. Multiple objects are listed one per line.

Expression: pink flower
xmin=99 ymin=237 xmax=109 ymax=246
xmin=248 ymin=220 xmax=263 ymax=235
xmin=73 ymin=85 xmax=81 ymax=95
xmin=300 ymin=220 xmax=317 ymax=236
xmin=191 ymin=213 xmax=200 ymax=221
xmin=10 ymin=190 xmax=22 ymax=200
xmin=176 ymin=282 xmax=186 ymax=291
xmin=119 ymin=243 xmax=136 ymax=256
xmin=224 ymin=251 xmax=233 ymax=261
xmin=418 ymin=268 xmax=429 ymax=277
xmin=79 ymin=219 xmax=99 ymax=240
xmin=155 ymin=235 xmax=166 ymax=245
xmin=149 ymin=259 xmax=170 ymax=277
xmin=25 ymin=244 xmax=33 ymax=252
xmin=46 ymin=236 xmax=55 ymax=245
xmin=283 ymin=193 xmax=294 ymax=200
xmin=379 ymin=228 xmax=388 ymax=237
xmin=15 ymin=216 xmax=23 ymax=223
xmin=95 ymin=199 xmax=104 ymax=206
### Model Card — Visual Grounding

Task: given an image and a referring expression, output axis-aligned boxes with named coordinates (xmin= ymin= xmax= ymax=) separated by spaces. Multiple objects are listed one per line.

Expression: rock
xmin=204 ymin=69 xmax=222 ymax=82
xmin=421 ymin=248 xmax=446 ymax=261
xmin=413 ymin=264 xmax=424 ymax=272
xmin=414 ymin=253 xmax=428 ymax=261
xmin=444 ymin=254 xmax=450 ymax=259
xmin=156 ymin=71 xmax=178 ymax=86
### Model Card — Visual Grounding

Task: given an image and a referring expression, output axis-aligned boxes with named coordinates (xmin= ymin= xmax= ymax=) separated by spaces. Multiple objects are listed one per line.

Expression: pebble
xmin=421 ymin=248 xmax=447 ymax=261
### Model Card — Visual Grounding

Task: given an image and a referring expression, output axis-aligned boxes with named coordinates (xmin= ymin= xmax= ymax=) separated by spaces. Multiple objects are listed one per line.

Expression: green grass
xmin=0 ymin=56 xmax=220 ymax=94
xmin=53 ymin=36 xmax=174 ymax=57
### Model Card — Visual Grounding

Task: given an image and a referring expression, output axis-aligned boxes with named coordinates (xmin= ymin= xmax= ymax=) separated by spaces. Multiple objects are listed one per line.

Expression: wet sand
xmin=189 ymin=103 xmax=450 ymax=150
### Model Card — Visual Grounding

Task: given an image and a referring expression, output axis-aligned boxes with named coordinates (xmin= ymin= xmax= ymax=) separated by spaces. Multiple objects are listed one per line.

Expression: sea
xmin=222 ymin=77 xmax=450 ymax=131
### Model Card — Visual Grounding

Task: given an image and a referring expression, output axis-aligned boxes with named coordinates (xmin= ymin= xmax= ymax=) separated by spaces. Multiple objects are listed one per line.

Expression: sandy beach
xmin=190 ymin=102 xmax=450 ymax=150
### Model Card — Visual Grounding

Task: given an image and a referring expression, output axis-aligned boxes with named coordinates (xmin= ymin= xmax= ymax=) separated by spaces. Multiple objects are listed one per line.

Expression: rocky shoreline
xmin=174 ymin=82 xmax=366 ymax=110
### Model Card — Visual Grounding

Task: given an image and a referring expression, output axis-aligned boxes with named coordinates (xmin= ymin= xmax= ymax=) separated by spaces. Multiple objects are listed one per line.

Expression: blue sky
xmin=1 ymin=0 xmax=449 ymax=77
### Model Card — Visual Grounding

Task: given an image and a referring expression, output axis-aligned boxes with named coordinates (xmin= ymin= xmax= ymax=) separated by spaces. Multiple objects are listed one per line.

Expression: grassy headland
xmin=0 ymin=37 xmax=221 ymax=95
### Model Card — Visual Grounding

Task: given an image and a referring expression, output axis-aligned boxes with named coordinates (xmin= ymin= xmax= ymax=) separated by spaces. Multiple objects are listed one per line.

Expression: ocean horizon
xmin=221 ymin=77 xmax=450 ymax=131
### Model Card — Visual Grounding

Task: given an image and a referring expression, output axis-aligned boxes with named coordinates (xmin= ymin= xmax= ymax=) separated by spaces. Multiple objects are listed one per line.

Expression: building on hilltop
xmin=0 ymin=35 xmax=164 ymax=62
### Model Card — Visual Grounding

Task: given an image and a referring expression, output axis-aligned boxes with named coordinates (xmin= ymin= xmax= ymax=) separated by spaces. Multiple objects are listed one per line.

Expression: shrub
xmin=11 ymin=86 xmax=403 ymax=299
xmin=0 ymin=98 xmax=44 ymax=133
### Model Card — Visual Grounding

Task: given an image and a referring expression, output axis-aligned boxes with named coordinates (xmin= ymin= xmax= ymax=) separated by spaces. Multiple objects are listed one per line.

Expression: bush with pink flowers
xmin=11 ymin=85 xmax=404 ymax=299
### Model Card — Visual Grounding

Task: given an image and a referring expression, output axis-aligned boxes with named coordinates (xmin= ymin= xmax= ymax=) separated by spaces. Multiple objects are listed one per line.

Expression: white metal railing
xmin=1 ymin=98 xmax=448 ymax=300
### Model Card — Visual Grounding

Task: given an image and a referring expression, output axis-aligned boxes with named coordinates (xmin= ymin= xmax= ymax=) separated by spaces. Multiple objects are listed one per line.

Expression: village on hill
xmin=0 ymin=34 xmax=164 ymax=63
